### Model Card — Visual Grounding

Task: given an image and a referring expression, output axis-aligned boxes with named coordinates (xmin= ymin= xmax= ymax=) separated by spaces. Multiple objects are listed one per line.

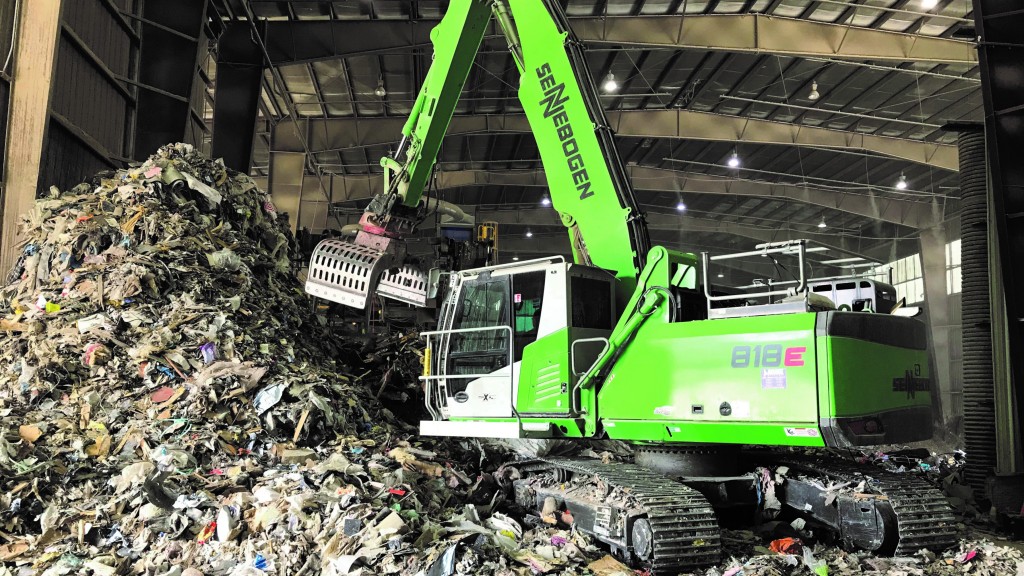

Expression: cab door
xmin=516 ymin=269 xmax=614 ymax=415
xmin=444 ymin=275 xmax=514 ymax=417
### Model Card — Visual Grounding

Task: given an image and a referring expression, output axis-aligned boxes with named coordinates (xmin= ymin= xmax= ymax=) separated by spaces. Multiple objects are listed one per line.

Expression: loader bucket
xmin=305 ymin=238 xmax=429 ymax=308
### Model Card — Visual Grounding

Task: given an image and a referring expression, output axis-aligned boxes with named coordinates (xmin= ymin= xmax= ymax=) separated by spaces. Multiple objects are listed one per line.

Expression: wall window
xmin=946 ymin=239 xmax=962 ymax=295
xmin=871 ymin=253 xmax=924 ymax=304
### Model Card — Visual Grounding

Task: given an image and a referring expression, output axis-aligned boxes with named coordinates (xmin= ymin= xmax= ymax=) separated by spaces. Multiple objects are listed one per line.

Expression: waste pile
xmin=854 ymin=447 xmax=982 ymax=520
xmin=0 ymin=144 xmax=1021 ymax=576
xmin=0 ymin=144 xmax=500 ymax=576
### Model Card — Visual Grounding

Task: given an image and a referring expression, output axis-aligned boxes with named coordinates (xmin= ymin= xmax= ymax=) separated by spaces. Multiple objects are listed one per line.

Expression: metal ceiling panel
xmin=241 ymin=0 xmax=978 ymax=245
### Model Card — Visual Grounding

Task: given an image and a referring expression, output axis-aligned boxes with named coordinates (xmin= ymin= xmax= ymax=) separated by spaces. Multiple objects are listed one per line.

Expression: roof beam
xmin=475 ymin=209 xmax=881 ymax=262
xmin=319 ymin=204 xmax=877 ymax=268
xmin=574 ymin=15 xmax=975 ymax=64
xmin=495 ymin=237 xmax=786 ymax=280
xmin=318 ymin=166 xmax=944 ymax=229
xmin=262 ymin=14 xmax=976 ymax=65
xmin=275 ymin=110 xmax=959 ymax=170
xmin=477 ymin=208 xmax=781 ymax=244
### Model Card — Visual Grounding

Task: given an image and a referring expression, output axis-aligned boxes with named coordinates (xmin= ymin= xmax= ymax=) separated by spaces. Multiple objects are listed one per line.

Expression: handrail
xmin=451 ymin=255 xmax=565 ymax=277
xmin=421 ymin=324 xmax=514 ymax=338
xmin=421 ymin=324 xmax=515 ymax=421
xmin=571 ymin=337 xmax=610 ymax=378
xmin=702 ymin=240 xmax=808 ymax=305
xmin=570 ymin=336 xmax=611 ymax=416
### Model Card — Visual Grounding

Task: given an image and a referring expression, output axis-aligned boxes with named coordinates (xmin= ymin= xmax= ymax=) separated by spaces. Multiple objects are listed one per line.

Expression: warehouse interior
xmin=0 ymin=0 xmax=1022 ymax=574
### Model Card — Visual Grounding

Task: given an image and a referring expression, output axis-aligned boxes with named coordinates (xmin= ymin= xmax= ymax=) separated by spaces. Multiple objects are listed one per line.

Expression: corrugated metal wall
xmin=40 ymin=0 xmax=138 ymax=193
xmin=30 ymin=0 xmax=219 ymax=194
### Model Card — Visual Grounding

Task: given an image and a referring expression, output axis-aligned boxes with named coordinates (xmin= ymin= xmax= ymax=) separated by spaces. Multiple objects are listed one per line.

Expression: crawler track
xmin=515 ymin=457 xmax=722 ymax=573
xmin=774 ymin=455 xmax=958 ymax=555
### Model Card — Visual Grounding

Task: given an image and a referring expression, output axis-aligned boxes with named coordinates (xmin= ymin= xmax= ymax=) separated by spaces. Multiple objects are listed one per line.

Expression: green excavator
xmin=305 ymin=0 xmax=957 ymax=572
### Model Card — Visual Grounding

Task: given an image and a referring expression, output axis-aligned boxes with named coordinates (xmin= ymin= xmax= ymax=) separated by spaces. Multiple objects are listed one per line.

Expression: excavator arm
xmin=306 ymin=0 xmax=650 ymax=309
xmin=369 ymin=2 xmax=491 ymax=224
xmin=305 ymin=1 xmax=490 ymax=309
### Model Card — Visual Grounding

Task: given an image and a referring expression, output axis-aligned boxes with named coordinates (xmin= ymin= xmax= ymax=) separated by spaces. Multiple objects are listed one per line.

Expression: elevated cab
xmin=421 ymin=257 xmax=614 ymax=438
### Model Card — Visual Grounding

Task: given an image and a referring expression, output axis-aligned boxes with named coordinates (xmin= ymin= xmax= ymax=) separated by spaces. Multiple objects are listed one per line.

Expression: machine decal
xmin=761 ymin=368 xmax=787 ymax=389
xmin=892 ymin=364 xmax=930 ymax=398
xmin=784 ymin=427 xmax=820 ymax=437
xmin=653 ymin=405 xmax=674 ymax=416
xmin=536 ymin=63 xmax=593 ymax=200
xmin=731 ymin=345 xmax=806 ymax=368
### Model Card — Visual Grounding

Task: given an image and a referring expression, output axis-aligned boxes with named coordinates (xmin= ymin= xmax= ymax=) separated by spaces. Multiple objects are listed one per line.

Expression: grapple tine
xmin=305 ymin=238 xmax=429 ymax=308
xmin=305 ymin=239 xmax=383 ymax=309
xmin=377 ymin=264 xmax=430 ymax=307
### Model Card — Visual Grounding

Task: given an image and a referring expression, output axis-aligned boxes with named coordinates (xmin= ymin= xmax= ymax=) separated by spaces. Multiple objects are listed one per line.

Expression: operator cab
xmin=422 ymin=257 xmax=614 ymax=428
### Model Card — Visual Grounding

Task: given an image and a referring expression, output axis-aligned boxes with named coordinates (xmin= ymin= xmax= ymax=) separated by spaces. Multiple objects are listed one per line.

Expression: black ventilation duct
xmin=956 ymin=127 xmax=996 ymax=499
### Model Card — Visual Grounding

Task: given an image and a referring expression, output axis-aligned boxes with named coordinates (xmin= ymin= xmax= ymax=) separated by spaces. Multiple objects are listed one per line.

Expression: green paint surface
xmin=397 ymin=0 xmax=491 ymax=207
xmin=602 ymin=420 xmax=826 ymax=447
xmin=598 ymin=312 xmax=822 ymax=443
xmin=509 ymin=0 xmax=640 ymax=298
xmin=517 ymin=328 xmax=573 ymax=414
xmin=826 ymin=336 xmax=932 ymax=416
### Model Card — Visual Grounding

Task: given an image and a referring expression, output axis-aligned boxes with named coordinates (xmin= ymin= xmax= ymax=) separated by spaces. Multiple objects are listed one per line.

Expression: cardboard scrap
xmin=0 ymin=541 xmax=30 ymax=561
xmin=19 ymin=424 xmax=43 ymax=443
xmin=587 ymin=555 xmax=633 ymax=576
xmin=389 ymin=447 xmax=444 ymax=477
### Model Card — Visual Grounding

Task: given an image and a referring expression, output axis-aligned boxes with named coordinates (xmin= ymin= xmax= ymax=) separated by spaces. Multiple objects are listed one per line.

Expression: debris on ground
xmin=0 ymin=144 xmax=1021 ymax=575
xmin=712 ymin=531 xmax=1023 ymax=576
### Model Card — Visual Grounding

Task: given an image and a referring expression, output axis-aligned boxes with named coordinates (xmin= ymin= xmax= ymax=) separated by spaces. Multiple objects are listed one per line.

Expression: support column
xmin=1 ymin=0 xmax=62 ymax=273
xmin=972 ymin=0 xmax=1024 ymax=483
xmin=919 ymin=226 xmax=950 ymax=430
xmin=988 ymin=177 xmax=1021 ymax=476
xmin=268 ymin=120 xmax=306 ymax=234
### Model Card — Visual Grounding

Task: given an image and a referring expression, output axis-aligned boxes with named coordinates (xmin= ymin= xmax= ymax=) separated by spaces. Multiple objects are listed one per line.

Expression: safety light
xmin=603 ymin=72 xmax=618 ymax=93
xmin=808 ymin=80 xmax=820 ymax=101
xmin=896 ymin=173 xmax=908 ymax=190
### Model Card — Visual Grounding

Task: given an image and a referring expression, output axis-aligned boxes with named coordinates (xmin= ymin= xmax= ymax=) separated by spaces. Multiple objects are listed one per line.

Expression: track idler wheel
xmin=631 ymin=518 xmax=654 ymax=561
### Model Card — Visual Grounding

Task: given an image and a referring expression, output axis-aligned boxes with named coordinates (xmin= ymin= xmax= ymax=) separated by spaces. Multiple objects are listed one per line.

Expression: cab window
xmin=448 ymin=277 xmax=510 ymax=375
xmin=512 ymin=271 xmax=546 ymax=361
